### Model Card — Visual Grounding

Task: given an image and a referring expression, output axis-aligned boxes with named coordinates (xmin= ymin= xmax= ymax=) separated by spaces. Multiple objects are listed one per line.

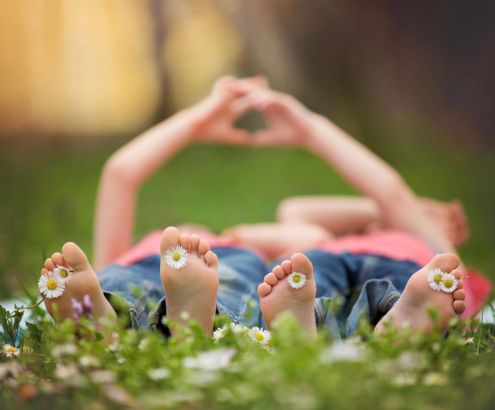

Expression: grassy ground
xmin=0 ymin=137 xmax=494 ymax=409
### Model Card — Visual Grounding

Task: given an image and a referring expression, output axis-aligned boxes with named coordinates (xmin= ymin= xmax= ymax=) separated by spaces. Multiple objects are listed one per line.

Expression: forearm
xmin=305 ymin=114 xmax=405 ymax=207
xmin=104 ymin=109 xmax=199 ymax=189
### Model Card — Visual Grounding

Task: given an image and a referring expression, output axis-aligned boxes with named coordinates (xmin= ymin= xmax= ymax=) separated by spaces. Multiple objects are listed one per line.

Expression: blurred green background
xmin=1 ymin=0 xmax=494 ymax=298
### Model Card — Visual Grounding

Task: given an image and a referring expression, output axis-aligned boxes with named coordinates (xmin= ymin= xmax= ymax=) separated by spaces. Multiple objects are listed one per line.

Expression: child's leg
xmin=222 ymin=222 xmax=333 ymax=260
xmin=277 ymin=195 xmax=469 ymax=246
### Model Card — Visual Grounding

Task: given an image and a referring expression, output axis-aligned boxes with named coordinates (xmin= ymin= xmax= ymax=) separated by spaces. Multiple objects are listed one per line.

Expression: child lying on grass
xmin=39 ymin=76 xmax=473 ymax=342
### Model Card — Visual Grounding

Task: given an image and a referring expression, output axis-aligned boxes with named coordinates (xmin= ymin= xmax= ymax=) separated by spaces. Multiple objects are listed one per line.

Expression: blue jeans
xmin=97 ymin=247 xmax=421 ymax=339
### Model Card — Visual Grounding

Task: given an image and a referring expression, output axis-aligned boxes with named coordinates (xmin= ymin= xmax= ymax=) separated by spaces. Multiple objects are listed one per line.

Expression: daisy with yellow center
xmin=2 ymin=344 xmax=20 ymax=358
xmin=53 ymin=265 xmax=74 ymax=284
xmin=163 ymin=246 xmax=189 ymax=270
xmin=439 ymin=272 xmax=458 ymax=293
xmin=38 ymin=271 xmax=66 ymax=299
xmin=287 ymin=272 xmax=307 ymax=289
xmin=248 ymin=327 xmax=271 ymax=345
xmin=427 ymin=268 xmax=444 ymax=291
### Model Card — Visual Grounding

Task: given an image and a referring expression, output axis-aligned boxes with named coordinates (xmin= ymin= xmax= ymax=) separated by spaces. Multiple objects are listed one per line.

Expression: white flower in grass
xmin=2 ymin=344 xmax=20 ymax=358
xmin=213 ymin=326 xmax=228 ymax=341
xmin=230 ymin=323 xmax=246 ymax=334
xmin=53 ymin=265 xmax=74 ymax=284
xmin=439 ymin=272 xmax=458 ymax=293
xmin=163 ymin=246 xmax=189 ymax=270
xmin=427 ymin=268 xmax=444 ymax=291
xmin=248 ymin=327 xmax=271 ymax=345
xmin=38 ymin=272 xmax=65 ymax=299
xmin=320 ymin=339 xmax=365 ymax=363
xmin=148 ymin=368 xmax=171 ymax=381
xmin=183 ymin=349 xmax=235 ymax=371
xmin=287 ymin=272 xmax=307 ymax=289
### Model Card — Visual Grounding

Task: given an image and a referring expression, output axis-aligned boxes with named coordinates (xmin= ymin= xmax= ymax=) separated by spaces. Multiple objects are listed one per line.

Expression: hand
xmin=234 ymin=88 xmax=317 ymax=147
xmin=189 ymin=76 xmax=267 ymax=145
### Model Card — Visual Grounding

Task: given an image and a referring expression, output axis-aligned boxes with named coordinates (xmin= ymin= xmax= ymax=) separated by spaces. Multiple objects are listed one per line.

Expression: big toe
xmin=160 ymin=226 xmax=181 ymax=254
xmin=428 ymin=253 xmax=460 ymax=273
xmin=290 ymin=253 xmax=314 ymax=279
xmin=61 ymin=242 xmax=91 ymax=271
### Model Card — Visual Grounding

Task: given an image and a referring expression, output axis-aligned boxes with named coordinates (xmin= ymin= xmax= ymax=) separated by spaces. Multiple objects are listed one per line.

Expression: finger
xmin=250 ymin=130 xmax=283 ymax=146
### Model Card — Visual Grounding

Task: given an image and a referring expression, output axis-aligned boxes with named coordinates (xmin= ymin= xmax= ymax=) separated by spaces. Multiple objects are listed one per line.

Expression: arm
xmin=93 ymin=76 xmax=263 ymax=270
xmin=243 ymin=89 xmax=457 ymax=254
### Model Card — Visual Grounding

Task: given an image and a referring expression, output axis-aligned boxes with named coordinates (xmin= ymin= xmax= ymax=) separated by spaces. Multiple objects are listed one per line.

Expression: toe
xmin=290 ymin=253 xmax=313 ymax=278
xmin=264 ymin=272 xmax=278 ymax=286
xmin=160 ymin=226 xmax=181 ymax=254
xmin=452 ymin=269 xmax=464 ymax=281
xmin=51 ymin=252 xmax=65 ymax=266
xmin=198 ymin=239 xmax=210 ymax=255
xmin=204 ymin=251 xmax=218 ymax=268
xmin=61 ymin=242 xmax=92 ymax=271
xmin=258 ymin=282 xmax=272 ymax=297
xmin=272 ymin=265 xmax=285 ymax=279
xmin=180 ymin=234 xmax=191 ymax=251
xmin=281 ymin=260 xmax=292 ymax=275
xmin=190 ymin=234 xmax=200 ymax=251
xmin=453 ymin=300 xmax=465 ymax=314
xmin=453 ymin=289 xmax=465 ymax=300
xmin=44 ymin=258 xmax=55 ymax=271
xmin=429 ymin=253 xmax=460 ymax=273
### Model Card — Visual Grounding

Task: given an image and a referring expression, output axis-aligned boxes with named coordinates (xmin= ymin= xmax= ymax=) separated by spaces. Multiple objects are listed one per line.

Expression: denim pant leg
xmin=280 ymin=250 xmax=421 ymax=339
xmin=98 ymin=255 xmax=163 ymax=329
xmin=214 ymin=247 xmax=269 ymax=327
xmin=341 ymin=253 xmax=421 ymax=336
xmin=147 ymin=247 xmax=269 ymax=334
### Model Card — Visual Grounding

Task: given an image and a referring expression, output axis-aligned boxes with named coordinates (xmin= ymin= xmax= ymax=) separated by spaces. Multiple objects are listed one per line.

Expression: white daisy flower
xmin=427 ymin=268 xmax=444 ymax=291
xmin=53 ymin=265 xmax=74 ymax=283
xmin=162 ymin=246 xmax=189 ymax=270
xmin=248 ymin=327 xmax=271 ymax=345
xmin=213 ymin=326 xmax=228 ymax=341
xmin=439 ymin=272 xmax=458 ymax=293
xmin=287 ymin=272 xmax=307 ymax=289
xmin=2 ymin=344 xmax=20 ymax=358
xmin=230 ymin=323 xmax=246 ymax=334
xmin=148 ymin=367 xmax=171 ymax=381
xmin=38 ymin=272 xmax=66 ymax=299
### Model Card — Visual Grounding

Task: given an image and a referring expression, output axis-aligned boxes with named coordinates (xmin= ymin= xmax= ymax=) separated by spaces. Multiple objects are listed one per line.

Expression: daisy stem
xmin=8 ymin=299 xmax=44 ymax=318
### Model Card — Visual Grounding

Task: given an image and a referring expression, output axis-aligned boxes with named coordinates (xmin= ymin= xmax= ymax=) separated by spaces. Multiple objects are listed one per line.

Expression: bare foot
xmin=40 ymin=242 xmax=116 ymax=336
xmin=257 ymin=253 xmax=317 ymax=336
xmin=375 ymin=253 xmax=466 ymax=333
xmin=421 ymin=199 xmax=469 ymax=247
xmin=159 ymin=227 xmax=219 ymax=335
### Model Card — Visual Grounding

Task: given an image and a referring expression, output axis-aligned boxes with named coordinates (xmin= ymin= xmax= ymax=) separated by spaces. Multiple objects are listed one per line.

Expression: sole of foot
xmin=257 ymin=252 xmax=317 ymax=336
xmin=40 ymin=242 xmax=116 ymax=337
xmin=159 ymin=227 xmax=219 ymax=335
xmin=375 ymin=253 xmax=466 ymax=333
